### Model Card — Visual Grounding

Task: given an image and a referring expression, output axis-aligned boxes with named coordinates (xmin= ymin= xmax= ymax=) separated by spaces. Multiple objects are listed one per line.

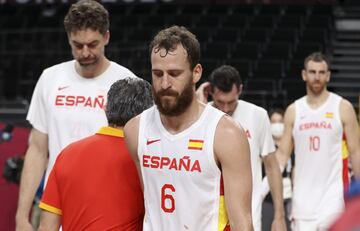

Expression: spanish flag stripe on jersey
xmin=342 ymin=133 xmax=350 ymax=191
xmin=218 ymin=176 xmax=230 ymax=231
xmin=325 ymin=112 xmax=333 ymax=118
xmin=188 ymin=139 xmax=204 ymax=150
xmin=39 ymin=202 xmax=62 ymax=215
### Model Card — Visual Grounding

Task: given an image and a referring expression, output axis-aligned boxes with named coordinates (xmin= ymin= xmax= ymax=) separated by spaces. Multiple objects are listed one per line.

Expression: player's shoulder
xmin=238 ymin=100 xmax=268 ymax=116
xmin=339 ymin=97 xmax=355 ymax=115
xmin=66 ymin=134 xmax=97 ymax=151
xmin=44 ymin=60 xmax=74 ymax=73
xmin=109 ymin=61 xmax=137 ymax=77
xmin=39 ymin=60 xmax=75 ymax=81
xmin=217 ymin=114 xmax=244 ymax=137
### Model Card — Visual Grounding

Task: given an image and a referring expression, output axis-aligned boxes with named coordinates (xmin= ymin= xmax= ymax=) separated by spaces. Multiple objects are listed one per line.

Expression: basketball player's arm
xmin=16 ymin=128 xmax=48 ymax=231
xmin=124 ymin=116 xmax=143 ymax=188
xmin=263 ymin=153 xmax=287 ymax=231
xmin=275 ymin=104 xmax=295 ymax=169
xmin=215 ymin=116 xmax=253 ymax=231
xmin=38 ymin=210 xmax=61 ymax=231
xmin=340 ymin=99 xmax=360 ymax=179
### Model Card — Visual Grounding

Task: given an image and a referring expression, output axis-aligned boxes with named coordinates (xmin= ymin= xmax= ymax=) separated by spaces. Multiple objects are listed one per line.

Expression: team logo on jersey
xmin=57 ymin=85 xmax=70 ymax=91
xmin=146 ymin=138 xmax=161 ymax=145
xmin=325 ymin=112 xmax=333 ymax=118
xmin=188 ymin=139 xmax=204 ymax=150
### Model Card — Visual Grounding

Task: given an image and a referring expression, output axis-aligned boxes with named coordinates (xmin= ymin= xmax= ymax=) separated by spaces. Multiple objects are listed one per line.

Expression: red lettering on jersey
xmin=65 ymin=95 xmax=75 ymax=106
xmin=143 ymin=155 xmax=150 ymax=167
xmin=55 ymin=95 xmax=65 ymax=106
xmin=190 ymin=160 xmax=202 ymax=172
xmin=299 ymin=121 xmax=332 ymax=131
xmin=54 ymin=95 xmax=105 ymax=109
xmin=150 ymin=156 xmax=160 ymax=168
xmin=142 ymin=155 xmax=201 ymax=173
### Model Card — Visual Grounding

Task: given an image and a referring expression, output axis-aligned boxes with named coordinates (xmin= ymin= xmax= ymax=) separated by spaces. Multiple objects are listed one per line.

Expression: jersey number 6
xmin=161 ymin=184 xmax=175 ymax=213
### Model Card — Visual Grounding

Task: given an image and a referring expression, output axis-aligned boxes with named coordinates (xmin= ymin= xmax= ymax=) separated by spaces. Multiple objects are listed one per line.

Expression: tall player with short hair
xmin=276 ymin=52 xmax=360 ymax=231
xmin=16 ymin=1 xmax=136 ymax=230
xmin=196 ymin=65 xmax=286 ymax=231
xmin=125 ymin=26 xmax=253 ymax=231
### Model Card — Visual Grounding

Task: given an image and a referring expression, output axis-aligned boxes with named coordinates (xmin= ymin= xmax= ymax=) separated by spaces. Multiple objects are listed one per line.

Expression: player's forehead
xmin=305 ymin=60 xmax=328 ymax=71
xmin=213 ymin=85 xmax=238 ymax=102
xmin=69 ymin=28 xmax=103 ymax=44
xmin=151 ymin=44 xmax=190 ymax=70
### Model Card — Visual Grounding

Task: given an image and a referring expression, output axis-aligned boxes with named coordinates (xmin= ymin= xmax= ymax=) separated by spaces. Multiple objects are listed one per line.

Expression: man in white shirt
xmin=125 ymin=26 xmax=253 ymax=231
xmin=276 ymin=52 xmax=360 ymax=231
xmin=197 ymin=65 xmax=286 ymax=231
xmin=15 ymin=1 xmax=136 ymax=230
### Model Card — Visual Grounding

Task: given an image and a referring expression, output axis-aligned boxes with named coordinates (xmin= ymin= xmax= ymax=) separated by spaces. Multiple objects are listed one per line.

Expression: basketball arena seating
xmin=0 ymin=2 xmax=359 ymax=112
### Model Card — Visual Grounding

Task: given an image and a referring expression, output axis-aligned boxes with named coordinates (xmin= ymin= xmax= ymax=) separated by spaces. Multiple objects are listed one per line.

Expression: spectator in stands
xmin=38 ymin=78 xmax=152 ymax=231
xmin=15 ymin=1 xmax=136 ymax=230
xmin=262 ymin=108 xmax=293 ymax=231
xmin=275 ymin=52 xmax=360 ymax=231
xmin=196 ymin=65 xmax=286 ymax=231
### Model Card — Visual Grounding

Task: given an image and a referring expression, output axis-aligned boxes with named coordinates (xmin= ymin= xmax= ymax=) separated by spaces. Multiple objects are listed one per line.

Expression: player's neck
xmin=76 ymin=56 xmax=110 ymax=78
xmin=306 ymin=89 xmax=330 ymax=109
xmin=159 ymin=98 xmax=205 ymax=135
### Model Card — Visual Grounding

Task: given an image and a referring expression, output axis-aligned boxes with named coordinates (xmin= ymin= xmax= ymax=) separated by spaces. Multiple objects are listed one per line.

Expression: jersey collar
xmin=96 ymin=126 xmax=124 ymax=137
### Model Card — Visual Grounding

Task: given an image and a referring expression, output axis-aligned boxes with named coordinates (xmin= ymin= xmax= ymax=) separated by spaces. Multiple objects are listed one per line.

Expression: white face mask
xmin=271 ymin=123 xmax=284 ymax=138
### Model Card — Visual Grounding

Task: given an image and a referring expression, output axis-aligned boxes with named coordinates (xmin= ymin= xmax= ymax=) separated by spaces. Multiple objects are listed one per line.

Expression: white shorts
xmin=292 ymin=213 xmax=341 ymax=231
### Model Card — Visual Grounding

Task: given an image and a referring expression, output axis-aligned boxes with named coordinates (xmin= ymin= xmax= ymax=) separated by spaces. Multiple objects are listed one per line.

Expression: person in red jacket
xmin=38 ymin=78 xmax=153 ymax=231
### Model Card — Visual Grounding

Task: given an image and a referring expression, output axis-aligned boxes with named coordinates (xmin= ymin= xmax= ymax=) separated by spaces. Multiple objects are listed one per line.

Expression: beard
xmin=78 ymin=56 xmax=99 ymax=67
xmin=308 ymin=81 xmax=326 ymax=95
xmin=153 ymin=78 xmax=194 ymax=117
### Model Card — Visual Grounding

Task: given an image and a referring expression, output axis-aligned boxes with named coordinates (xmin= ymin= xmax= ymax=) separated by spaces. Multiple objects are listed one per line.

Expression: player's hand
xmin=271 ymin=216 xmax=287 ymax=231
xmin=16 ymin=219 xmax=34 ymax=231
xmin=196 ymin=82 xmax=211 ymax=104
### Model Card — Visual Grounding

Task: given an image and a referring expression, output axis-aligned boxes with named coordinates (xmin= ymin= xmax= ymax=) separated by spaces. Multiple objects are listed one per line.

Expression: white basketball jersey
xmin=231 ymin=100 xmax=275 ymax=226
xmin=138 ymin=105 xmax=227 ymax=231
xmin=292 ymin=93 xmax=345 ymax=219
xmin=27 ymin=60 xmax=136 ymax=183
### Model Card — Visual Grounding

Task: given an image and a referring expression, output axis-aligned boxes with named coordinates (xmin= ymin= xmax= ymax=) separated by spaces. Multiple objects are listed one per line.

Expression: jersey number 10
xmin=161 ymin=184 xmax=175 ymax=213
xmin=309 ymin=136 xmax=320 ymax=152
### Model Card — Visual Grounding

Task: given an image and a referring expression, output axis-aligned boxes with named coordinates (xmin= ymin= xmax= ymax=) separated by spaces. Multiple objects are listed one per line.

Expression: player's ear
xmin=104 ymin=30 xmax=110 ymax=46
xmin=301 ymin=69 xmax=307 ymax=82
xmin=238 ymin=84 xmax=243 ymax=97
xmin=192 ymin=64 xmax=202 ymax=84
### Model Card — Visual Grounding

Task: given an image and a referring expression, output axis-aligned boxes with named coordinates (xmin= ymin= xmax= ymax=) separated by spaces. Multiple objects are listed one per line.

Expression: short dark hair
xmin=208 ymin=65 xmax=242 ymax=93
xmin=304 ymin=52 xmax=330 ymax=70
xmin=149 ymin=25 xmax=200 ymax=70
xmin=269 ymin=108 xmax=285 ymax=118
xmin=106 ymin=78 xmax=153 ymax=127
xmin=64 ymin=0 xmax=109 ymax=35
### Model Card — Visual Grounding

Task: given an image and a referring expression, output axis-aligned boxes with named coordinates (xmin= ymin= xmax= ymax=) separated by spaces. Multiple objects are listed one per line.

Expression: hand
xmin=271 ymin=216 xmax=287 ymax=231
xmin=16 ymin=218 xmax=34 ymax=231
xmin=195 ymin=82 xmax=211 ymax=104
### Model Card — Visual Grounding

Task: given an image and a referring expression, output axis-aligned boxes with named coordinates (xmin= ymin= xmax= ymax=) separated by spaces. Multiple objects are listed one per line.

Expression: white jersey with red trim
xmin=230 ymin=100 xmax=276 ymax=226
xmin=27 ymin=60 xmax=136 ymax=183
xmin=138 ymin=105 xmax=226 ymax=231
xmin=292 ymin=92 xmax=345 ymax=219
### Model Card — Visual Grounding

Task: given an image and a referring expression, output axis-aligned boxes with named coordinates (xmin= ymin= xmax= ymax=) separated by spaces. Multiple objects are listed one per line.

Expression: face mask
xmin=271 ymin=123 xmax=284 ymax=138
